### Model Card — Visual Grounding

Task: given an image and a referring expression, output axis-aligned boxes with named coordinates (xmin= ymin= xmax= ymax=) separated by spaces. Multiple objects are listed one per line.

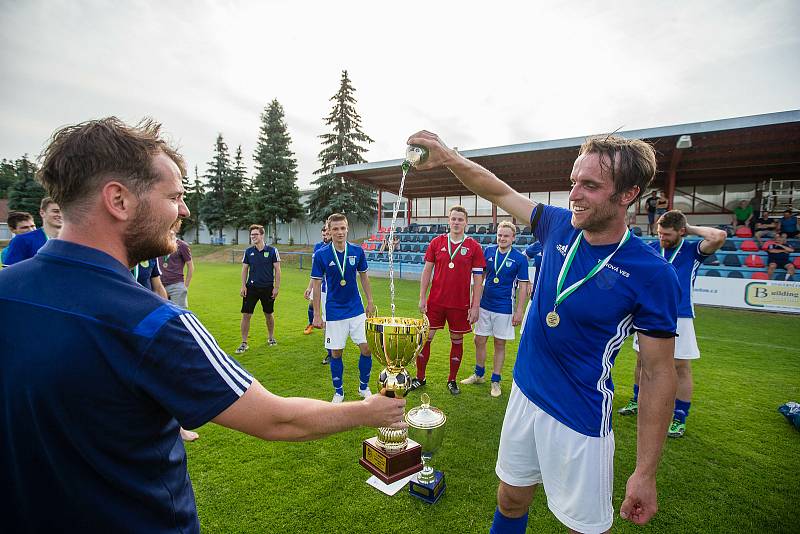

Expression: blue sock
xmin=358 ymin=354 xmax=372 ymax=390
xmin=330 ymin=357 xmax=344 ymax=395
xmin=490 ymin=508 xmax=528 ymax=534
xmin=674 ymin=398 xmax=691 ymax=423
xmin=475 ymin=365 xmax=486 ymax=378
xmin=633 ymin=383 xmax=639 ymax=402
xmin=327 ymin=349 xmax=332 ymax=357
xmin=491 ymin=373 xmax=501 ymax=383
xmin=307 ymin=305 xmax=313 ymax=325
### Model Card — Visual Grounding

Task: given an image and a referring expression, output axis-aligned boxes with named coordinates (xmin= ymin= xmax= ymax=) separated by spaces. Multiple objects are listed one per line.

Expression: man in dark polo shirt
xmin=0 ymin=117 xmax=406 ymax=534
xmin=237 ymin=224 xmax=281 ymax=353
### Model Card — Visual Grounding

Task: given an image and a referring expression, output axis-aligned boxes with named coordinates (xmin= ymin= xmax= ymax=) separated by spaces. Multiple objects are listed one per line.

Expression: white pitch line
xmin=696 ymin=335 xmax=799 ymax=352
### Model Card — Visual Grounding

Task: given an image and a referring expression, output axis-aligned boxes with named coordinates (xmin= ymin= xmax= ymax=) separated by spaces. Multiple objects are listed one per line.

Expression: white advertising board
xmin=693 ymin=277 xmax=800 ymax=314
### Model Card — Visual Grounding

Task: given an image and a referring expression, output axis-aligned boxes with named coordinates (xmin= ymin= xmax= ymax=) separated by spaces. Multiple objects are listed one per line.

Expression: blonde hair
xmin=497 ymin=220 xmax=517 ymax=234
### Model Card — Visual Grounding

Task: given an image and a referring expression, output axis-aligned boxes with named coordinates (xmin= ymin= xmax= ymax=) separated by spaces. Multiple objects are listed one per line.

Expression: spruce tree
xmin=251 ymin=99 xmax=303 ymax=243
xmin=227 ymin=146 xmax=252 ymax=244
xmin=8 ymin=155 xmax=46 ymax=224
xmin=306 ymin=70 xmax=376 ymax=224
xmin=200 ymin=134 xmax=230 ymax=242
xmin=181 ymin=165 xmax=205 ymax=243
xmin=0 ymin=159 xmax=17 ymax=198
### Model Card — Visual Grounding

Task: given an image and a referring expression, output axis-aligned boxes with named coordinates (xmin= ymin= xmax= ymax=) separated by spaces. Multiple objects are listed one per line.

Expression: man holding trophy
xmin=407 ymin=131 xmax=679 ymax=533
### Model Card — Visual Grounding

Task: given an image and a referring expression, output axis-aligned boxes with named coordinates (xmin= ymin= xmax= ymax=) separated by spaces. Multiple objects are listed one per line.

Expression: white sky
xmin=1 ymin=0 xmax=798 ymax=189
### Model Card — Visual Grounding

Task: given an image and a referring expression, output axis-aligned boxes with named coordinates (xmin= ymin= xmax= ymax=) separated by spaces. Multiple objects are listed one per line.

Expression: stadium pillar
xmin=377 ymin=189 xmax=382 ymax=231
xmin=492 ymin=203 xmax=497 ymax=225
xmin=666 ymin=146 xmax=684 ymax=209
xmin=407 ymin=197 xmax=411 ymax=227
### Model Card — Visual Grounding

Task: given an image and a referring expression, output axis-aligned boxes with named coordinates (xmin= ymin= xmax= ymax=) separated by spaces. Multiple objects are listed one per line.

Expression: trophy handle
xmin=366 ymin=305 xmax=378 ymax=319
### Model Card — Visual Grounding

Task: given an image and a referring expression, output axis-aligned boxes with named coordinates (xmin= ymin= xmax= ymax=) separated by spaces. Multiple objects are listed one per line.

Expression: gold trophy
xmin=359 ymin=315 xmax=430 ymax=485
xmin=406 ymin=393 xmax=447 ymax=503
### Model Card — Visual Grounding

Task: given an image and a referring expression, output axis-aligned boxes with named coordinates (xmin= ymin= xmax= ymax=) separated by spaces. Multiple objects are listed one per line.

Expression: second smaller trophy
xmin=406 ymin=393 xmax=447 ymax=503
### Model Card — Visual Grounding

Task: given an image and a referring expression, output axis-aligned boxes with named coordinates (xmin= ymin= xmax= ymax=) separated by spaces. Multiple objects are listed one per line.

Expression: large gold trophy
xmin=359 ymin=314 xmax=430 ymax=484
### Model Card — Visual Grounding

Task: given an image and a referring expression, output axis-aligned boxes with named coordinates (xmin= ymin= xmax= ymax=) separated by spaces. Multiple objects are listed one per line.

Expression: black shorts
xmin=768 ymin=253 xmax=790 ymax=267
xmin=242 ymin=285 xmax=275 ymax=314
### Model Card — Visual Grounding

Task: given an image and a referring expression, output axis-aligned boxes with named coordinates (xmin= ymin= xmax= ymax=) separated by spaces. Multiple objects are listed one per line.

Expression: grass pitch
xmin=186 ymin=261 xmax=799 ymax=533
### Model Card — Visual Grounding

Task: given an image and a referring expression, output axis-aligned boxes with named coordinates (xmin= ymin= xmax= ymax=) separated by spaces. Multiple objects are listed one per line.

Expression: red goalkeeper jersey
xmin=424 ymin=234 xmax=486 ymax=309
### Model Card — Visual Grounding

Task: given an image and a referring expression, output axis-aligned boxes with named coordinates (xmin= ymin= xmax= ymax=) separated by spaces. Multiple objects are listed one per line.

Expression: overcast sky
xmin=1 ymin=0 xmax=798 ymax=189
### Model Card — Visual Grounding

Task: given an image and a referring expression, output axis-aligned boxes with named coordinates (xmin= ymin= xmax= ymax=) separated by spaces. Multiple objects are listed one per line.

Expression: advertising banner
xmin=693 ymin=277 xmax=800 ymax=314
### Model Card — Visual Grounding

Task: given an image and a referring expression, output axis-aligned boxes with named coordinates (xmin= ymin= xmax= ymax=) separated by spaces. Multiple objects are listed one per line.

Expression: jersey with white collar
xmin=310 ymin=242 xmax=368 ymax=321
xmin=480 ymin=245 xmax=529 ymax=314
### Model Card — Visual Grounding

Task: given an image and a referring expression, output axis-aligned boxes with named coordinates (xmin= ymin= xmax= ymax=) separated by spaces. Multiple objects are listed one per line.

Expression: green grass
xmin=186 ymin=262 xmax=800 ymax=533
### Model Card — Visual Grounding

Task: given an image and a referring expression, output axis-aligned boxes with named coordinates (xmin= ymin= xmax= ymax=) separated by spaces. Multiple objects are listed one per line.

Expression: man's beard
xmin=572 ymin=201 xmax=617 ymax=233
xmin=124 ymin=200 xmax=177 ymax=266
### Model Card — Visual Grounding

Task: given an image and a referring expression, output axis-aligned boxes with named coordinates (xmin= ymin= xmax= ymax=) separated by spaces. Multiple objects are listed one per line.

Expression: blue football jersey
xmin=311 ymin=243 xmax=368 ymax=321
xmin=313 ymin=241 xmax=328 ymax=293
xmin=525 ymin=241 xmax=543 ymax=300
xmin=480 ymin=245 xmax=529 ymax=314
xmin=649 ymin=239 xmax=707 ymax=318
xmin=515 ymin=205 xmax=679 ymax=437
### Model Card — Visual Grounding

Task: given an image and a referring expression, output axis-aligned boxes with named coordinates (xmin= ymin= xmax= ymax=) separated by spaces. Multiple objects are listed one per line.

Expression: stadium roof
xmin=333 ymin=110 xmax=800 ymax=199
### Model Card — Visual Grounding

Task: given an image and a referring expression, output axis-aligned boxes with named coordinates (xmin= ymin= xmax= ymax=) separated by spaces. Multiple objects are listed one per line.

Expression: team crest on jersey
xmin=349 ymin=256 xmax=356 ymax=265
xmin=506 ymin=260 xmax=513 ymax=267
xmin=460 ymin=248 xmax=468 ymax=255
xmin=556 ymin=244 xmax=568 ymax=256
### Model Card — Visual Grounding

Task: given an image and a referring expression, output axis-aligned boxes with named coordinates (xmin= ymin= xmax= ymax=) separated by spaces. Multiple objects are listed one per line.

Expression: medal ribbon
xmin=447 ymin=236 xmax=465 ymax=263
xmin=332 ymin=244 xmax=347 ymax=283
xmin=554 ymin=230 xmax=631 ymax=309
xmin=493 ymin=246 xmax=513 ymax=280
xmin=660 ymin=239 xmax=684 ymax=264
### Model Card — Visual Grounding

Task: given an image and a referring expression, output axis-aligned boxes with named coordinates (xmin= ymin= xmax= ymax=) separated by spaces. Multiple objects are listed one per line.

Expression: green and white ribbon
xmin=661 ymin=239 xmax=684 ymax=264
xmin=447 ymin=237 xmax=465 ymax=264
xmin=332 ymin=244 xmax=347 ymax=283
xmin=493 ymin=246 xmax=513 ymax=281
xmin=553 ymin=230 xmax=631 ymax=309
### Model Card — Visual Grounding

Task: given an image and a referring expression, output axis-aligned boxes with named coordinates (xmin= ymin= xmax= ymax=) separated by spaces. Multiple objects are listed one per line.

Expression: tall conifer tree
xmin=228 ymin=146 xmax=252 ymax=244
xmin=200 ymin=134 xmax=230 ymax=241
xmin=8 ymin=155 xmax=46 ymax=224
xmin=0 ymin=159 xmax=16 ymax=198
xmin=181 ymin=165 xmax=205 ymax=243
xmin=251 ymin=99 xmax=303 ymax=243
xmin=306 ymin=70 xmax=375 ymax=223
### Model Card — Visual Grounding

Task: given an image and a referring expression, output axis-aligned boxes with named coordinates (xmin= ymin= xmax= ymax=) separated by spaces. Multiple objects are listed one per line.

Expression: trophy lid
xmin=405 ymin=393 xmax=446 ymax=429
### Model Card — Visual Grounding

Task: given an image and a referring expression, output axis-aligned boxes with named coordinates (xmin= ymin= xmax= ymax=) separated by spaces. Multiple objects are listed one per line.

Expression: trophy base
xmin=409 ymin=470 xmax=446 ymax=504
xmin=360 ymin=436 xmax=422 ymax=485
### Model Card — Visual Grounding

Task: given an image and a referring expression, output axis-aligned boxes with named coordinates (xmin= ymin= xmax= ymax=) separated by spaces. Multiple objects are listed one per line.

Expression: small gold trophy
xmin=359 ymin=315 xmax=430 ymax=484
xmin=406 ymin=393 xmax=447 ymax=503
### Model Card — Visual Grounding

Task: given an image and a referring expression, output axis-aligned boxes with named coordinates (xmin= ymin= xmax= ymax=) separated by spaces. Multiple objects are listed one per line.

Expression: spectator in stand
xmin=656 ymin=190 xmax=669 ymax=217
xmin=732 ymin=199 xmax=753 ymax=231
xmin=379 ymin=234 xmax=400 ymax=253
xmin=779 ymin=209 xmax=799 ymax=238
xmin=645 ymin=190 xmax=658 ymax=235
xmin=160 ymin=219 xmax=194 ymax=309
xmin=753 ymin=215 xmax=779 ymax=246
xmin=766 ymin=233 xmax=796 ymax=281
xmin=2 ymin=211 xmax=37 ymax=266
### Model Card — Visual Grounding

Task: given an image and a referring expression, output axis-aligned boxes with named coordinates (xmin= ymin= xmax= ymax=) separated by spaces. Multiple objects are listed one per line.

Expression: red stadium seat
xmin=735 ymin=227 xmax=753 ymax=237
xmin=794 ymin=257 xmax=800 ymax=268
xmin=750 ymin=271 xmax=769 ymax=280
xmin=740 ymin=240 xmax=759 ymax=252
xmin=744 ymin=254 xmax=764 ymax=268
xmin=762 ymin=240 xmax=776 ymax=251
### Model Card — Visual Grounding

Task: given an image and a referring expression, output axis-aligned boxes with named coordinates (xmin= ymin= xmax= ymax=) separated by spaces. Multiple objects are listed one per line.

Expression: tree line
xmin=2 ymin=70 xmax=375 ymax=244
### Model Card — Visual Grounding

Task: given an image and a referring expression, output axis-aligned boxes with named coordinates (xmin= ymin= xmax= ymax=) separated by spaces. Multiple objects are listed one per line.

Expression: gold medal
xmin=493 ymin=277 xmax=499 ymax=283
xmin=448 ymin=262 xmax=455 ymax=269
xmin=545 ymin=311 xmax=560 ymax=328
xmin=340 ymin=279 xmax=347 ymax=286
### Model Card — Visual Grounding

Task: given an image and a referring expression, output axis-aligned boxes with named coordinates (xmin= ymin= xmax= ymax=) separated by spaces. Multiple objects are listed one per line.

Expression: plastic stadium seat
xmin=521 ymin=226 xmax=532 ymax=235
xmin=467 ymin=224 xmax=476 ymax=234
xmin=751 ymin=271 xmax=770 ymax=280
xmin=744 ymin=254 xmax=765 ymax=268
xmin=740 ymin=240 xmax=759 ymax=252
xmin=703 ymin=254 xmax=720 ymax=266
xmin=723 ymin=255 xmax=741 ymax=267
xmin=721 ymin=240 xmax=737 ymax=251
xmin=794 ymin=257 xmax=800 ymax=269
xmin=735 ymin=227 xmax=753 ymax=238
xmin=631 ymin=226 xmax=643 ymax=236
xmin=727 ymin=271 xmax=744 ymax=279
xmin=705 ymin=270 xmax=721 ymax=277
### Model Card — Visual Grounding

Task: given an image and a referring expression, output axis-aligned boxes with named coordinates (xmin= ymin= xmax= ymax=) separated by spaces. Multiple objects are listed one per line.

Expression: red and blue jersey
xmin=515 ymin=205 xmax=679 ymax=437
xmin=480 ymin=245 xmax=529 ymax=314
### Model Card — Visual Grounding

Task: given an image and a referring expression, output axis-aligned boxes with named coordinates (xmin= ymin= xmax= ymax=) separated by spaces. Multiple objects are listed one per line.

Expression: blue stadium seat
xmin=703 ymin=254 xmax=720 ymax=266
xmin=467 ymin=224 xmax=476 ymax=234
xmin=727 ymin=271 xmax=744 ymax=279
xmin=721 ymin=240 xmax=737 ymax=251
xmin=521 ymin=226 xmax=532 ymax=235
xmin=723 ymin=255 xmax=741 ymax=267
xmin=477 ymin=226 xmax=487 ymax=234
xmin=705 ymin=269 xmax=721 ymax=277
